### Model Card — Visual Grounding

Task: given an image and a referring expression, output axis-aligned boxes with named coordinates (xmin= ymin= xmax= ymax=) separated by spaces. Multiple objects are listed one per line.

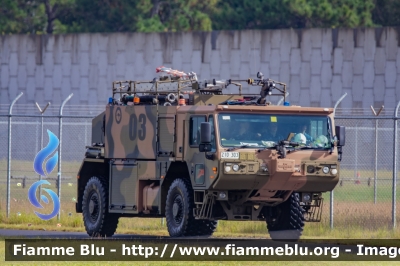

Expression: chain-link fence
xmin=0 ymin=95 xmax=399 ymax=231
xmin=331 ymin=116 xmax=400 ymax=230
xmin=0 ymin=93 xmax=96 ymax=219
xmin=0 ymin=113 xmax=94 ymax=219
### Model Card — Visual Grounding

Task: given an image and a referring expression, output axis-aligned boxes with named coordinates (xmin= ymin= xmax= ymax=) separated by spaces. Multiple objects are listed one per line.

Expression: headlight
xmin=260 ymin=164 xmax=269 ymax=172
xmin=232 ymin=164 xmax=239 ymax=172
xmin=302 ymin=193 xmax=311 ymax=202
xmin=322 ymin=166 xmax=330 ymax=174
xmin=225 ymin=166 xmax=231 ymax=172
xmin=219 ymin=192 xmax=227 ymax=199
xmin=331 ymin=169 xmax=337 ymax=175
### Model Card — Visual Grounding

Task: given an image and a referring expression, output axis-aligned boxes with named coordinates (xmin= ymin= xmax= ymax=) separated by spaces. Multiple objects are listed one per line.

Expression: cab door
xmin=184 ymin=114 xmax=217 ymax=188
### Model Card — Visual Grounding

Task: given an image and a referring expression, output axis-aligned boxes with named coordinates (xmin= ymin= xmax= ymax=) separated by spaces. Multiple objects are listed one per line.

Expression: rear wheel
xmin=266 ymin=193 xmax=305 ymax=241
xmin=82 ymin=176 xmax=119 ymax=237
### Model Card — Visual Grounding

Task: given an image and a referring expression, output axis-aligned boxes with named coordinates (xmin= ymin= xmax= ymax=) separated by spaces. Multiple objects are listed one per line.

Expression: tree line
xmin=1 ymin=0 xmax=399 ymax=34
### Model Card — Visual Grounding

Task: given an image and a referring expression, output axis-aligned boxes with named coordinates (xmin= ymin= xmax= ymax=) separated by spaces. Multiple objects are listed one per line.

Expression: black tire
xmin=266 ymin=193 xmax=305 ymax=241
xmin=192 ymin=220 xmax=218 ymax=236
xmin=82 ymin=176 xmax=119 ymax=237
xmin=165 ymin=178 xmax=217 ymax=237
xmin=165 ymin=178 xmax=196 ymax=237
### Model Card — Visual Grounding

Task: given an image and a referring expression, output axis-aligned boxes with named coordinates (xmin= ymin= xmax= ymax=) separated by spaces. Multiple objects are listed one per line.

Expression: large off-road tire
xmin=192 ymin=220 xmax=218 ymax=236
xmin=165 ymin=178 xmax=195 ymax=237
xmin=165 ymin=178 xmax=217 ymax=237
xmin=82 ymin=176 xmax=119 ymax=237
xmin=266 ymin=193 xmax=305 ymax=241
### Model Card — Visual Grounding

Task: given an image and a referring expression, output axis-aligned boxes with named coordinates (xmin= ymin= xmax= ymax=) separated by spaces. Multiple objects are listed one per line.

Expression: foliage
xmin=0 ymin=0 xmax=399 ymax=34
xmin=285 ymin=0 xmax=375 ymax=28
xmin=372 ymin=0 xmax=400 ymax=27
xmin=0 ymin=0 xmax=46 ymax=34
xmin=211 ymin=0 xmax=375 ymax=30
xmin=58 ymin=0 xmax=218 ymax=33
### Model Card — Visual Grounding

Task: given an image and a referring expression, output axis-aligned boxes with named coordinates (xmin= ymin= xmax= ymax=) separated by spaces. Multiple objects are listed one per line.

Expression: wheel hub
xmin=173 ymin=202 xmax=179 ymax=217
xmin=89 ymin=199 xmax=95 ymax=214
xmin=171 ymin=195 xmax=183 ymax=224
xmin=88 ymin=192 xmax=99 ymax=222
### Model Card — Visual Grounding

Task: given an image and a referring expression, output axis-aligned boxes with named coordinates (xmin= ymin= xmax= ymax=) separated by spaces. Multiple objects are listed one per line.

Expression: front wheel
xmin=266 ymin=193 xmax=305 ymax=241
xmin=165 ymin=178 xmax=195 ymax=237
xmin=192 ymin=219 xmax=218 ymax=236
xmin=82 ymin=176 xmax=119 ymax=237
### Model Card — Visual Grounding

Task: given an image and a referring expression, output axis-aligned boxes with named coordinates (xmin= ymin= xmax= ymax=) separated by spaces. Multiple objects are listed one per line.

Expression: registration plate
xmin=221 ymin=152 xmax=239 ymax=159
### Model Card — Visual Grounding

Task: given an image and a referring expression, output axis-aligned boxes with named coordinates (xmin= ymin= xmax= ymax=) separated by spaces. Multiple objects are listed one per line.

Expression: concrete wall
xmin=0 ymin=28 xmax=400 ymax=112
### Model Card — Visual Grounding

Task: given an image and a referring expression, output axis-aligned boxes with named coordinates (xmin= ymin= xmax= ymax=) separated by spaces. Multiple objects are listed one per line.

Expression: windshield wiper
xmin=297 ymin=146 xmax=316 ymax=149
xmin=257 ymin=146 xmax=277 ymax=152
xmin=297 ymin=146 xmax=329 ymax=150
xmin=226 ymin=145 xmax=251 ymax=151
xmin=257 ymin=139 xmax=299 ymax=152
xmin=257 ymin=140 xmax=303 ymax=158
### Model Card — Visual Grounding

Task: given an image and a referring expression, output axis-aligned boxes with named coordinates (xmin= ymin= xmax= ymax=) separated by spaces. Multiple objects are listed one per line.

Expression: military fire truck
xmin=76 ymin=68 xmax=345 ymax=240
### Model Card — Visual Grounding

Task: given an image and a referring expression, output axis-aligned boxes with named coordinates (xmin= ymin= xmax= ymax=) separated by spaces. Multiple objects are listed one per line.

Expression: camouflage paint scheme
xmin=208 ymin=105 xmax=339 ymax=195
xmin=91 ymin=112 xmax=104 ymax=144
xmin=105 ymin=105 xmax=157 ymax=159
xmin=77 ymin=97 xmax=341 ymax=221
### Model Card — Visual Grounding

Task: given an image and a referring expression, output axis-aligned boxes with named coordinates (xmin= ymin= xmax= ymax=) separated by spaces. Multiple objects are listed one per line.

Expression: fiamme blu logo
xmin=28 ymin=130 xmax=60 ymax=220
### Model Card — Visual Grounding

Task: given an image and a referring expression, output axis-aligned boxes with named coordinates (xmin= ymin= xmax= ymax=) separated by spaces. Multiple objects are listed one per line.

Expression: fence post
xmin=7 ymin=92 xmax=23 ymax=218
xmin=371 ymin=105 xmax=384 ymax=204
xmin=333 ymin=93 xmax=347 ymax=117
xmin=374 ymin=119 xmax=378 ymax=204
xmin=57 ymin=93 xmax=73 ymax=220
xmin=392 ymin=101 xmax=400 ymax=229
xmin=355 ymin=124 xmax=358 ymax=181
xmin=35 ymin=102 xmax=51 ymax=202
xmin=331 ymin=92 xmax=347 ymax=229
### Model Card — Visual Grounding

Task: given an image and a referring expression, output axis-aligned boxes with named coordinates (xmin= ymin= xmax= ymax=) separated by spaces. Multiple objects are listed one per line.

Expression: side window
xmin=189 ymin=116 xmax=206 ymax=146
xmin=208 ymin=115 xmax=216 ymax=151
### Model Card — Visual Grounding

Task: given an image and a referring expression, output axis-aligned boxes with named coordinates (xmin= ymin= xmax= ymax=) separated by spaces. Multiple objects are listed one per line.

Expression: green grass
xmin=340 ymin=168 xmax=396 ymax=179
xmin=333 ymin=182 xmax=400 ymax=202
xmin=1 ymin=159 xmax=400 ymax=237
xmin=0 ymin=204 xmax=400 ymax=240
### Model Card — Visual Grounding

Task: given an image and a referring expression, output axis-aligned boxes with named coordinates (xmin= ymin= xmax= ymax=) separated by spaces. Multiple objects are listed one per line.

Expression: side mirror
xmin=335 ymin=126 xmax=345 ymax=146
xmin=200 ymin=122 xmax=211 ymax=143
xmin=199 ymin=122 xmax=213 ymax=154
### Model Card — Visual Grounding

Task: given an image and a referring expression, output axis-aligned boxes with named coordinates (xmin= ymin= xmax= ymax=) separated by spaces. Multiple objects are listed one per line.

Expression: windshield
xmin=217 ymin=113 xmax=332 ymax=149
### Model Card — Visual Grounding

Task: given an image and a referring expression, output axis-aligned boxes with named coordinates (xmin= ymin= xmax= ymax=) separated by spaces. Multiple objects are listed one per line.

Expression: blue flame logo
xmin=28 ymin=180 xmax=60 ymax=220
xmin=28 ymin=130 xmax=60 ymax=220
xmin=34 ymin=130 xmax=59 ymax=176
